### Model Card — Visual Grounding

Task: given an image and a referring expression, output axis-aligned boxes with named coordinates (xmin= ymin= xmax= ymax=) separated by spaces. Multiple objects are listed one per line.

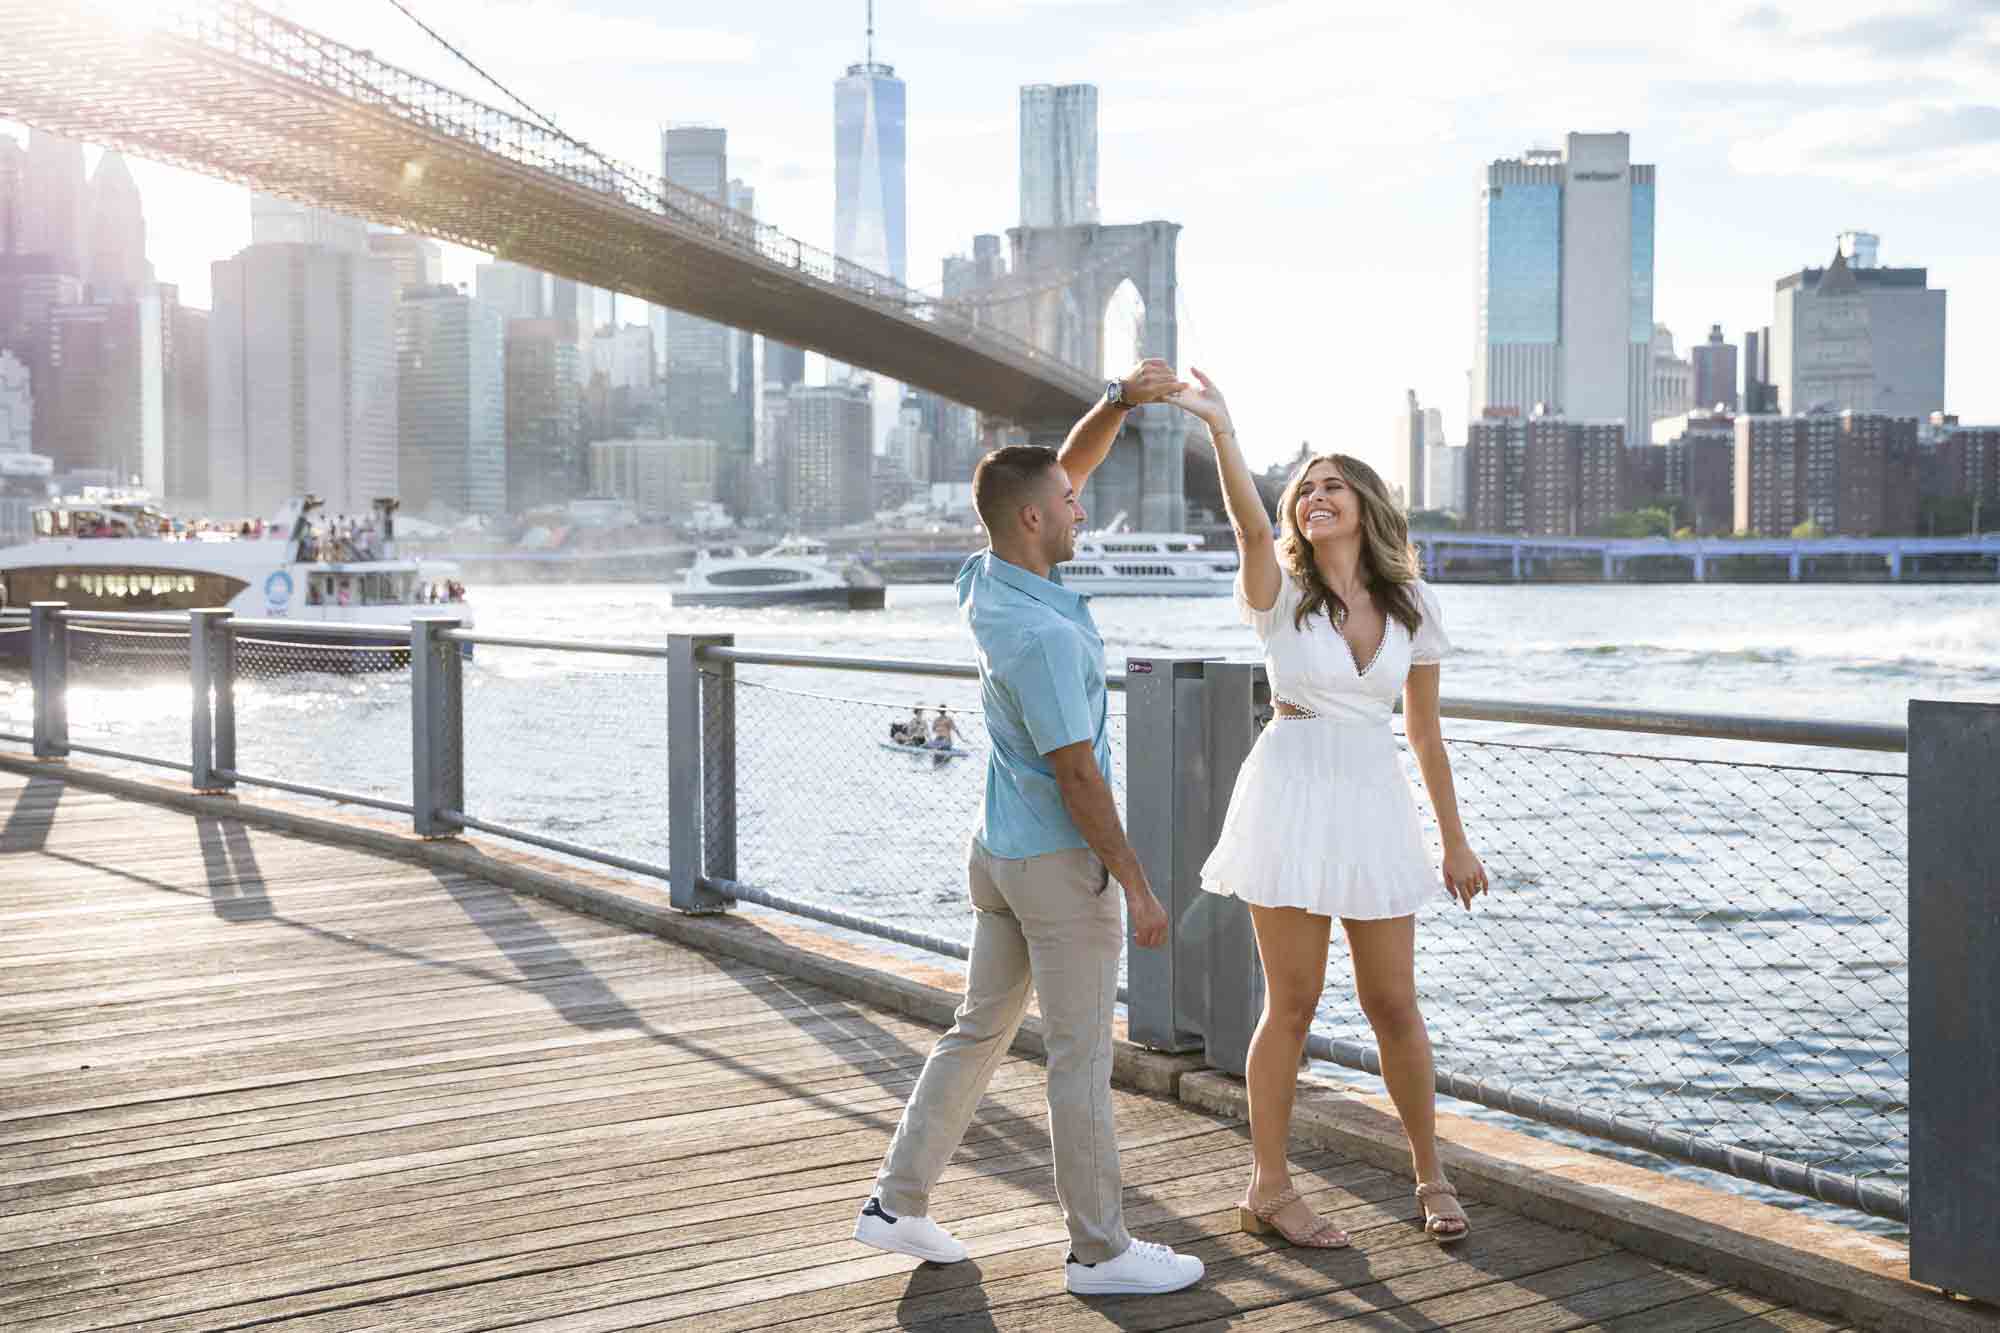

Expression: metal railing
xmin=2 ymin=603 xmax=1948 ymax=1231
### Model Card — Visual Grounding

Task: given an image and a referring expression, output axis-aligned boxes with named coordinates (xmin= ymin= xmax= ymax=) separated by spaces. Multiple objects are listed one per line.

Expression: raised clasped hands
xmin=1118 ymin=357 xmax=1189 ymax=409
xmin=1166 ymin=366 xmax=1234 ymax=437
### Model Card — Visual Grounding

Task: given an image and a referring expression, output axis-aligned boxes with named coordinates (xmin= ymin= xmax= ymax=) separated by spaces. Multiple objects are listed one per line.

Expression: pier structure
xmin=3 ymin=605 xmax=1998 ymax=1328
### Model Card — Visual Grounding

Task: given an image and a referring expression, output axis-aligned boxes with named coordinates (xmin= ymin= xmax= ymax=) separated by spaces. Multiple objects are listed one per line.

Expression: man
xmin=853 ymin=359 xmax=1205 ymax=1297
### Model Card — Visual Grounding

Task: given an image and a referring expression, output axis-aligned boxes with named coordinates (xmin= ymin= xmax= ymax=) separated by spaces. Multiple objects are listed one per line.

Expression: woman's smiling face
xmin=1294 ymin=461 xmax=1356 ymax=542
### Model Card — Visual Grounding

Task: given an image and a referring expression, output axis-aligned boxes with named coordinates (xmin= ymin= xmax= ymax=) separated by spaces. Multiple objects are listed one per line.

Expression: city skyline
xmin=1 ymin=0 xmax=1996 ymax=484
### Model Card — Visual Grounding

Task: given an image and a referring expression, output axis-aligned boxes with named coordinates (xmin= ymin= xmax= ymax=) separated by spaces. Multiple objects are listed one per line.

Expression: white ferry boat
xmin=674 ymin=537 xmax=886 ymax=610
xmin=0 ymin=495 xmax=472 ymax=667
xmin=1056 ymin=519 xmax=1237 ymax=597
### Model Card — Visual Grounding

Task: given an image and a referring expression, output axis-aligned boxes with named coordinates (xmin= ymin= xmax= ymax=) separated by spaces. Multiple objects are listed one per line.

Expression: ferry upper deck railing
xmin=0 ymin=605 xmax=1950 ymax=1234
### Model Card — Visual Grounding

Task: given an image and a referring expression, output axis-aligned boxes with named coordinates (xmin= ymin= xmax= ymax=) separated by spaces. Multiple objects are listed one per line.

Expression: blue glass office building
xmin=1472 ymin=135 xmax=1655 ymax=441
xmin=834 ymin=61 xmax=906 ymax=286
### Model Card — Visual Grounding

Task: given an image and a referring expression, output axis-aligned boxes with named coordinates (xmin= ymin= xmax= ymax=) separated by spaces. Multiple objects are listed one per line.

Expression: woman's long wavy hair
xmin=1275 ymin=453 xmax=1425 ymax=636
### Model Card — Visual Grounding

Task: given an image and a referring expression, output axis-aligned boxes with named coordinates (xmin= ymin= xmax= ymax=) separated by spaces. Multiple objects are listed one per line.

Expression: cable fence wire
xmin=728 ymin=678 xmax=1127 ymax=949
xmin=459 ymin=647 xmax=670 ymax=871
xmin=0 ymin=622 xmax=31 ymax=743
xmin=229 ymin=634 xmax=413 ymax=808
xmin=1313 ymin=727 xmax=1908 ymax=1210
xmin=63 ymin=624 xmax=196 ymax=772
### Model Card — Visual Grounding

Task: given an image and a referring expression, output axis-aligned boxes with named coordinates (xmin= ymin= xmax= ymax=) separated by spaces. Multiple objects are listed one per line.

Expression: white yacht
xmin=674 ymin=537 xmax=886 ymax=610
xmin=1056 ymin=519 xmax=1237 ymax=597
xmin=0 ymin=495 xmax=472 ymax=666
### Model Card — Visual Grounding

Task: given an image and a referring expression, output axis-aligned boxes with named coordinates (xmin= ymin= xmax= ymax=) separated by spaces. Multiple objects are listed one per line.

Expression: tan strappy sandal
xmin=1415 ymin=1179 xmax=1469 ymax=1243
xmin=1238 ymin=1185 xmax=1351 ymax=1249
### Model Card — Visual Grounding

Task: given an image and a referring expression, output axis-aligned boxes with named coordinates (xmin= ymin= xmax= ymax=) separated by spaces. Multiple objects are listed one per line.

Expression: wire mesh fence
xmin=1315 ymin=727 xmax=1911 ymax=1211
xmin=62 ymin=623 xmax=196 ymax=772
xmin=0 ymin=619 xmax=32 ymax=743
xmin=229 ymin=633 xmax=413 ymax=809
xmin=458 ymin=646 xmax=671 ymax=871
xmin=728 ymin=677 xmax=1127 ymax=950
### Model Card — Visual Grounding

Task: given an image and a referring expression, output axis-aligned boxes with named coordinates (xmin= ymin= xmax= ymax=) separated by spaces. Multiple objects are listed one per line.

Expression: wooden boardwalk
xmin=0 ymin=766 xmax=1854 ymax=1332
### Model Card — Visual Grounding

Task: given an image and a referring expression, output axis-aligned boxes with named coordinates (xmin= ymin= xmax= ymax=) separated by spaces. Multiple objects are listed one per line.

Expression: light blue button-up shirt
xmin=957 ymin=550 xmax=1112 ymax=859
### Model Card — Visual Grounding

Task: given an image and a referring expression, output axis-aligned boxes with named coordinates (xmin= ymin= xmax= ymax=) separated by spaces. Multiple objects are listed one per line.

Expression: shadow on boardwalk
xmin=0 ymin=766 xmax=1859 ymax=1331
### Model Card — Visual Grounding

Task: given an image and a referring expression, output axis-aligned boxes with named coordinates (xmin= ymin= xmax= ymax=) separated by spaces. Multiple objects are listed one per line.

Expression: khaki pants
xmin=873 ymin=838 xmax=1130 ymax=1264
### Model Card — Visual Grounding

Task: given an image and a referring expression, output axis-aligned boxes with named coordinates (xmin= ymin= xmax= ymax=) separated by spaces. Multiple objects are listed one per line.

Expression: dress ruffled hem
xmin=1198 ymin=869 xmax=1439 ymax=919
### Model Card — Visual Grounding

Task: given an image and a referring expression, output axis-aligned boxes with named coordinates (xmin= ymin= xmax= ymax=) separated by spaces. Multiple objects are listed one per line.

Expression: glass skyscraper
xmin=834 ymin=53 xmax=906 ymax=284
xmin=834 ymin=18 xmax=906 ymax=454
xmin=1473 ymin=134 xmax=1655 ymax=442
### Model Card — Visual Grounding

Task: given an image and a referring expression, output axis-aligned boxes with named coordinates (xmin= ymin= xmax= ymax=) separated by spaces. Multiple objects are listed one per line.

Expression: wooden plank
xmin=0 ymin=777 xmax=1823 ymax=1333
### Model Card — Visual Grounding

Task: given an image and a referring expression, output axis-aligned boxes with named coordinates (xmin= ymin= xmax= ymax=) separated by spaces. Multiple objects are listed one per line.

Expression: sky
xmin=18 ymin=0 xmax=2000 ymax=477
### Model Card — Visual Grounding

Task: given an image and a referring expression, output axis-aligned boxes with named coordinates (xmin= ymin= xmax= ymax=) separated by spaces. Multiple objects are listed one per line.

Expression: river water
xmin=7 ymin=579 xmax=1996 ymax=1234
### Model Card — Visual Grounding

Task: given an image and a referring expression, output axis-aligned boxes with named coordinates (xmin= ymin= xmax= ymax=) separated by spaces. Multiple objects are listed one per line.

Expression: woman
xmin=1169 ymin=368 xmax=1487 ymax=1249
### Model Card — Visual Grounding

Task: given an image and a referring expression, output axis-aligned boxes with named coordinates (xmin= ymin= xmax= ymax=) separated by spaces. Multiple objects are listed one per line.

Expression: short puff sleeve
xmin=1235 ymin=545 xmax=1299 ymax=640
xmin=1408 ymin=580 xmax=1452 ymax=665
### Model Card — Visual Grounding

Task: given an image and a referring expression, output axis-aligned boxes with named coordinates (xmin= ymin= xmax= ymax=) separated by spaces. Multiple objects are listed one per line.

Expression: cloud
xmin=1739 ymin=4 xmax=1787 ymax=32
xmin=1818 ymin=4 xmax=1991 ymax=57
xmin=1730 ymin=100 xmax=2000 ymax=183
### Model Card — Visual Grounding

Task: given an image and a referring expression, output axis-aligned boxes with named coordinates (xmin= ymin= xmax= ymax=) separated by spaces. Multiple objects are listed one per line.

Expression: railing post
xmin=1909 ymin=700 xmax=2000 ymax=1305
xmin=1123 ymin=655 xmax=1212 ymax=1052
xmin=29 ymin=602 xmax=68 ymax=760
xmin=189 ymin=608 xmax=233 ymax=791
xmin=1200 ymin=661 xmax=1269 ymax=1077
xmin=668 ymin=633 xmax=730 ymax=913
xmin=410 ymin=617 xmax=464 ymax=837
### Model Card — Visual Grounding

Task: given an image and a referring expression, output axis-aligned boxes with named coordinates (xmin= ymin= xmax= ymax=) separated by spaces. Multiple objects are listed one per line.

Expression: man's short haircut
xmin=972 ymin=444 xmax=1061 ymax=537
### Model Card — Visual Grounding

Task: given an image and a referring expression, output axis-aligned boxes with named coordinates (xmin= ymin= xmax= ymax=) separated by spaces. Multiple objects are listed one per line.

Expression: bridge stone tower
xmin=1006 ymin=220 xmax=1185 ymax=532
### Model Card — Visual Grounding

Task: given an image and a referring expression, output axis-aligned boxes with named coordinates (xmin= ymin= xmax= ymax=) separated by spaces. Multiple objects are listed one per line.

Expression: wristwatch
xmin=1104 ymin=378 xmax=1131 ymax=411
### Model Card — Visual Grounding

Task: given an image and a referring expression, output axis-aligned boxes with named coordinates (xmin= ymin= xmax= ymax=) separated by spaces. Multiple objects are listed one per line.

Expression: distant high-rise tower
xmin=398 ymin=286 xmax=507 ymax=517
xmin=84 ymin=151 xmax=150 ymax=304
xmin=834 ymin=7 xmax=906 ymax=455
xmin=209 ymin=237 xmax=399 ymax=517
xmin=835 ymin=5 xmax=907 ymax=285
xmin=1472 ymin=133 xmax=1655 ymax=443
xmin=368 ymin=231 xmax=445 ymax=294
xmin=1390 ymin=389 xmax=1426 ymax=510
xmin=21 ymin=132 xmax=87 ymax=277
xmin=1019 ymin=84 xmax=1098 ymax=228
xmin=0 ymin=136 xmax=24 ymax=257
xmin=1691 ymin=324 xmax=1738 ymax=413
xmin=249 ymin=193 xmax=368 ymax=254
xmin=475 ymin=261 xmax=547 ymax=320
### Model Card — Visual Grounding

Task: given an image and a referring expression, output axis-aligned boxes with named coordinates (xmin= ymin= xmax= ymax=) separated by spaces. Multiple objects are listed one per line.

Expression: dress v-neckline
xmin=1338 ymin=616 xmax=1391 ymax=678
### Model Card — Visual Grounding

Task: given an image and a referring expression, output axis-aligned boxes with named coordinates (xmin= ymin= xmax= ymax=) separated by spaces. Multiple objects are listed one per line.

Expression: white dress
xmin=1199 ymin=551 xmax=1453 ymax=919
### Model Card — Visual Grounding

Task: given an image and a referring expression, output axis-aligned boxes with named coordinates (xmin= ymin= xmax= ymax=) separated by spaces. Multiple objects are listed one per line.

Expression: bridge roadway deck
xmin=0 ymin=768 xmax=1852 ymax=1332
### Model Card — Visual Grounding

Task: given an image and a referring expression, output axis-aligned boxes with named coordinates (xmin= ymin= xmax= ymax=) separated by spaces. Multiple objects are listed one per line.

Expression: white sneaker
xmin=852 ymin=1197 xmax=968 ymax=1264
xmin=1064 ymin=1237 xmax=1204 ymax=1295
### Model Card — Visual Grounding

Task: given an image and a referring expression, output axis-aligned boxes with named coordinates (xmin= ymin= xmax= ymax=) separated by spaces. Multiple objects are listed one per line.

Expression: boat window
xmin=707 ymin=567 xmax=812 ymax=587
xmin=0 ymin=566 xmax=247 ymax=612
xmin=1112 ymin=563 xmax=1175 ymax=577
xmin=1061 ymin=564 xmax=1107 ymax=577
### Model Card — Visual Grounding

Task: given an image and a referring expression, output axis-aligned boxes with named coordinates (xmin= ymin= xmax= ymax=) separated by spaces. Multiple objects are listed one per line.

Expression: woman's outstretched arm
xmin=1170 ymin=368 xmax=1279 ymax=609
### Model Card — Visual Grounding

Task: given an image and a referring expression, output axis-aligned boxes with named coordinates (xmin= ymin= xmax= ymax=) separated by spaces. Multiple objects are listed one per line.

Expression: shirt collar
xmin=981 ymin=550 xmax=1086 ymax=616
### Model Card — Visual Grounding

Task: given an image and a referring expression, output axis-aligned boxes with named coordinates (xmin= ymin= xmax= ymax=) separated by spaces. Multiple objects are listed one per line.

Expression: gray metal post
xmin=1200 ymin=661 xmax=1269 ymax=1077
xmin=29 ymin=602 xmax=68 ymax=759
xmin=668 ymin=633 xmax=730 ymax=913
xmin=1909 ymin=700 xmax=2000 ymax=1305
xmin=1124 ymin=655 xmax=1211 ymax=1052
xmin=410 ymin=617 xmax=464 ymax=837
xmin=189 ymin=608 xmax=233 ymax=791
xmin=212 ymin=613 xmax=237 ymax=785
xmin=700 ymin=635 xmax=737 ymax=887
